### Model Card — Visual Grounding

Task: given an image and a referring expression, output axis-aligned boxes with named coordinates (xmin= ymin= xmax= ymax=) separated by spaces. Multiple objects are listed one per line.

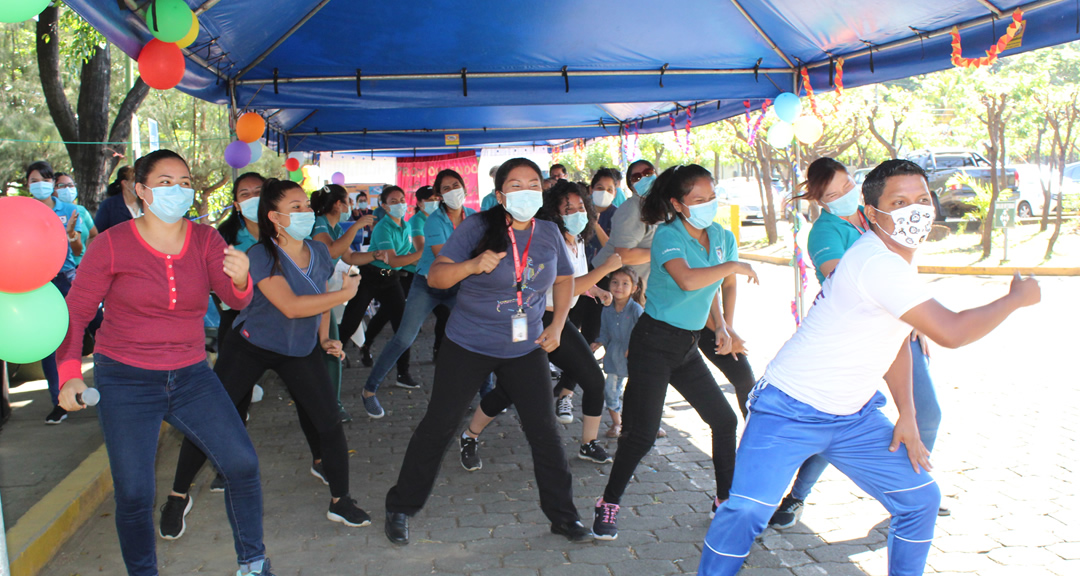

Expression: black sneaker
xmin=556 ymin=395 xmax=574 ymax=424
xmin=460 ymin=436 xmax=482 ymax=471
xmin=768 ymin=495 xmax=804 ymax=529
xmin=45 ymin=405 xmax=67 ymax=425
xmin=159 ymin=494 xmax=193 ymax=540
xmin=327 ymin=495 xmax=371 ymax=527
xmin=578 ymin=440 xmax=613 ymax=463
xmin=210 ymin=472 xmax=226 ymax=493
xmin=360 ymin=346 xmax=373 ymax=367
xmin=338 ymin=404 xmax=352 ymax=423
xmin=310 ymin=461 xmax=330 ymax=486
xmin=592 ymin=499 xmax=620 ymax=541
xmin=550 ymin=520 xmax=594 ymax=542
xmin=395 ymin=372 xmax=422 ymax=390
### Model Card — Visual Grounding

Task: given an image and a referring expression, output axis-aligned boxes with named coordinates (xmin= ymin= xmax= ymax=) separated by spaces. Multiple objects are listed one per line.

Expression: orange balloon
xmin=236 ymin=112 xmax=266 ymax=144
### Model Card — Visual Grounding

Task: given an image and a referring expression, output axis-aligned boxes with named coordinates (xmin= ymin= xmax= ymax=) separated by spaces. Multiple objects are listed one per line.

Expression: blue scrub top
xmin=49 ymin=199 xmax=78 ymax=274
xmin=481 ymin=193 xmax=500 ymax=211
xmin=415 ymin=207 xmax=476 ymax=277
xmin=234 ymin=225 xmax=259 ymax=254
xmin=645 ymin=220 xmax=738 ymax=331
xmin=806 ymin=207 xmax=867 ymax=284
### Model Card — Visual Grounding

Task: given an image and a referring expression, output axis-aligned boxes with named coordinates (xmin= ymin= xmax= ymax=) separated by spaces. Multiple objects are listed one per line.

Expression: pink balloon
xmin=331 ymin=172 xmax=345 ymax=185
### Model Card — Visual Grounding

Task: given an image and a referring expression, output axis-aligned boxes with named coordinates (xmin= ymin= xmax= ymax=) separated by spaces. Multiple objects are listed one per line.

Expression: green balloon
xmin=0 ymin=283 xmax=70 ymax=364
xmin=289 ymin=170 xmax=304 ymax=183
xmin=144 ymin=0 xmax=194 ymax=43
xmin=0 ymin=0 xmax=52 ymax=24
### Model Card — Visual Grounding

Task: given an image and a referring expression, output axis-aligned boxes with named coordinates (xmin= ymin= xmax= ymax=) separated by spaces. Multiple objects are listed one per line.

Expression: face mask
xmin=29 ymin=181 xmax=54 ymax=200
xmin=563 ymin=211 xmax=589 ymax=236
xmin=871 ymin=203 xmax=936 ymax=248
xmin=356 ymin=201 xmax=369 ymax=210
xmin=635 ymin=175 xmax=656 ymax=197
xmin=442 ymin=187 xmax=466 ymax=210
xmin=592 ymin=189 xmax=614 ymax=208
xmin=275 ymin=211 xmax=315 ymax=241
xmin=239 ymin=196 xmax=260 ymax=222
xmin=683 ymin=199 xmax=718 ymax=229
xmin=825 ymin=187 xmax=860 ymax=217
xmin=502 ymin=189 xmax=544 ymax=222
xmin=422 ymin=201 xmax=441 ymax=215
xmin=146 ymin=184 xmax=195 ymax=224
xmin=388 ymin=203 xmax=408 ymax=219
xmin=57 ymin=187 xmax=78 ymax=204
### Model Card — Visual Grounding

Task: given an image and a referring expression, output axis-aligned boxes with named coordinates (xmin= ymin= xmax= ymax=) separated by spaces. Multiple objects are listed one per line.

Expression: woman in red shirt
xmin=56 ymin=150 xmax=273 ymax=576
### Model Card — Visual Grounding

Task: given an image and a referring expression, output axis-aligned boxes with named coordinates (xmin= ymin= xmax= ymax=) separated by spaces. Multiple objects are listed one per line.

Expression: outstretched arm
xmin=901 ymin=273 xmax=1040 ymax=349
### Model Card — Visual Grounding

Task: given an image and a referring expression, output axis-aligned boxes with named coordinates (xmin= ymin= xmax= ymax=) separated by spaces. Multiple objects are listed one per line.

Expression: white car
xmin=715 ymin=177 xmax=770 ymax=222
xmin=1009 ymin=164 xmax=1055 ymax=218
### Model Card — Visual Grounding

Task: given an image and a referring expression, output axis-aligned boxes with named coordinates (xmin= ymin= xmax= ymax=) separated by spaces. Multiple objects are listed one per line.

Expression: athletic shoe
xmin=938 ymin=505 xmax=952 ymax=517
xmin=550 ymin=520 xmax=594 ymax=543
xmin=768 ymin=495 xmax=805 ymax=529
xmin=310 ymin=461 xmax=330 ymax=486
xmin=395 ymin=372 xmax=422 ymax=389
xmin=45 ymin=406 xmax=67 ymax=425
xmin=592 ymin=499 xmax=620 ymax=541
xmin=556 ymin=395 xmax=574 ymax=424
xmin=237 ymin=558 xmax=275 ymax=576
xmin=327 ymin=495 xmax=371 ymax=527
xmin=159 ymin=494 xmax=193 ymax=540
xmin=578 ymin=440 xmax=613 ymax=463
xmin=460 ymin=436 xmax=482 ymax=471
xmin=362 ymin=394 xmax=385 ymax=419
xmin=210 ymin=472 xmax=226 ymax=493
xmin=338 ymin=405 xmax=352 ymax=423
xmin=360 ymin=345 xmax=373 ymax=368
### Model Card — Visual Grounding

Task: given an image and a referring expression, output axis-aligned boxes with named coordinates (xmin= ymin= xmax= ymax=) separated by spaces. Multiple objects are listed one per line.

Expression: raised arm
xmin=900 ymin=273 xmax=1040 ymax=349
xmin=257 ymin=271 xmax=359 ymax=319
xmin=663 ymin=258 xmax=758 ymax=292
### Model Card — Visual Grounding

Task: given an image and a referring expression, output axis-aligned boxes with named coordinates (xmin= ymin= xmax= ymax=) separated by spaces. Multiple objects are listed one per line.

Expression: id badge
xmin=511 ymin=312 xmax=528 ymax=343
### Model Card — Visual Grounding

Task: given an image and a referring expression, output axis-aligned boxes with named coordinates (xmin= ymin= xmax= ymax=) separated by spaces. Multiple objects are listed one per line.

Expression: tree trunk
xmin=755 ymin=141 xmax=778 ymax=244
xmin=1045 ymin=94 xmax=1078 ymax=260
xmin=979 ymin=95 xmax=1007 ymax=260
xmin=1035 ymin=118 xmax=1051 ymax=232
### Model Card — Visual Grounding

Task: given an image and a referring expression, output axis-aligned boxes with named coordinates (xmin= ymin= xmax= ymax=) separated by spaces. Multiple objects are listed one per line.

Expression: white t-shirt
xmin=547 ymin=238 xmax=589 ymax=309
xmin=762 ymin=232 xmax=931 ymax=415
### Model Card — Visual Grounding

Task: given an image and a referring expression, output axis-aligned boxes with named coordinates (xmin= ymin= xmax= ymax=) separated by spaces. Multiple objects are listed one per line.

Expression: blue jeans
xmin=93 ymin=354 xmax=265 ymax=575
xmin=789 ymin=338 xmax=942 ymax=501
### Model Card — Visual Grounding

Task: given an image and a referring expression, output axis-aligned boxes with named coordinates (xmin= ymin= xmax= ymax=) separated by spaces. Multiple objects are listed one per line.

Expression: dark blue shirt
xmin=94 ymin=194 xmax=134 ymax=233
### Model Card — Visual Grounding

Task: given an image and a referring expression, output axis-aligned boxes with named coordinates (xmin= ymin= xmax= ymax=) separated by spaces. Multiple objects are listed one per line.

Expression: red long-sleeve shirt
xmin=57 ymin=220 xmax=252 ymax=385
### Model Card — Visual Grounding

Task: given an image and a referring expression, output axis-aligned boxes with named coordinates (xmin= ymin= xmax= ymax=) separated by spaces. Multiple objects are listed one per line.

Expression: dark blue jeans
xmin=93 ymin=354 xmax=265 ymax=575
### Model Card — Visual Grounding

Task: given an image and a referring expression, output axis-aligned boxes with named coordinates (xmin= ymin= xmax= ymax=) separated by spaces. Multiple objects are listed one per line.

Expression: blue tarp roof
xmin=65 ymin=0 xmax=1080 ymax=153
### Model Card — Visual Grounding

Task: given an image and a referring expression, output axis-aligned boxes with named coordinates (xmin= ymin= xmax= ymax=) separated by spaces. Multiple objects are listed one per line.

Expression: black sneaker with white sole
xmin=550 ymin=520 xmax=594 ymax=542
xmin=327 ymin=495 xmax=371 ymax=527
xmin=460 ymin=436 xmax=482 ymax=471
xmin=592 ymin=499 xmax=620 ymax=540
xmin=210 ymin=472 xmax=226 ymax=492
xmin=44 ymin=406 xmax=67 ymax=425
xmin=311 ymin=461 xmax=330 ymax=486
xmin=578 ymin=440 xmax=612 ymax=463
xmin=768 ymin=495 xmax=805 ymax=529
xmin=395 ymin=371 xmax=422 ymax=389
xmin=159 ymin=494 xmax=193 ymax=540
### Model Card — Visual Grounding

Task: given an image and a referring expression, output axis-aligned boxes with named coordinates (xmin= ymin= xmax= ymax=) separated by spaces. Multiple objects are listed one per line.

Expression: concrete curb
xmin=741 ymin=252 xmax=1080 ymax=276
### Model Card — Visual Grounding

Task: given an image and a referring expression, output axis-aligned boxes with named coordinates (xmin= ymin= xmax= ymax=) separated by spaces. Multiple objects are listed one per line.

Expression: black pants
xmin=172 ymin=330 xmax=351 ymax=499
xmin=339 ymin=265 xmax=411 ymax=373
xmin=217 ymin=308 xmax=240 ymax=356
xmin=386 ymin=339 xmax=579 ymax=525
xmin=696 ymin=329 xmax=757 ymax=419
xmin=556 ymin=277 xmax=606 ymax=394
xmin=603 ymin=314 xmax=739 ymax=504
xmin=433 ymin=304 xmax=450 ymax=353
xmin=480 ymin=311 xmax=605 ymax=418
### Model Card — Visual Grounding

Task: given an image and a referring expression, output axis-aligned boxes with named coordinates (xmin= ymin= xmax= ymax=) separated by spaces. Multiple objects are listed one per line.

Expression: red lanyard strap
xmin=507 ymin=220 xmax=535 ymax=310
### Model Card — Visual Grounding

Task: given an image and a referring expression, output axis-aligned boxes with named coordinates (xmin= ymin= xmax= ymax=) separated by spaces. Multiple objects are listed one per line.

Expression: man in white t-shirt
xmin=700 ymin=160 xmax=1041 ymax=576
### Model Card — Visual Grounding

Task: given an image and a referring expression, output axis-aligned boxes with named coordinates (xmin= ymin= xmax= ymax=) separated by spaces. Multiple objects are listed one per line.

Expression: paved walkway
xmin=37 ymin=267 xmax=1080 ymax=575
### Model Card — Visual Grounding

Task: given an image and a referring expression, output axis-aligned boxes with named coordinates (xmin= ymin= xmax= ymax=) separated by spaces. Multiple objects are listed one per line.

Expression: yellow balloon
xmin=176 ymin=12 xmax=200 ymax=49
xmin=793 ymin=116 xmax=824 ymax=145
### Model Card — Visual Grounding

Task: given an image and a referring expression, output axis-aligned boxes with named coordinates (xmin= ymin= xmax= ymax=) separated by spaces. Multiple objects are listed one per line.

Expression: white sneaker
xmin=556 ymin=395 xmax=574 ymax=424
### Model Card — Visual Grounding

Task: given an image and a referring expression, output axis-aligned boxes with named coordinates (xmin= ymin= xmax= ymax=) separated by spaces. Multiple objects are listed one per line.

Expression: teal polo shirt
xmin=415 ymin=207 xmax=476 ymax=277
xmin=234 ymin=226 xmax=259 ymax=254
xmin=370 ymin=215 xmax=415 ymax=271
xmin=806 ymin=207 xmax=866 ymax=284
xmin=403 ymin=211 xmax=429 ymax=273
xmin=312 ymin=214 xmax=344 ymax=269
xmin=645 ymin=220 xmax=738 ymax=331
xmin=71 ymin=204 xmax=94 ymax=266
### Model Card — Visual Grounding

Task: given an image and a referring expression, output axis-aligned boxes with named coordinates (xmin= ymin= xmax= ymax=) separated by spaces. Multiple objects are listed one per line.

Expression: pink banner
xmin=396 ymin=151 xmax=480 ymax=219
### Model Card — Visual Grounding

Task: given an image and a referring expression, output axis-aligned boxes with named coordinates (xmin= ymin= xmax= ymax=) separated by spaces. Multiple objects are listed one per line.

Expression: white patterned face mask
xmin=871 ymin=203 xmax=936 ymax=248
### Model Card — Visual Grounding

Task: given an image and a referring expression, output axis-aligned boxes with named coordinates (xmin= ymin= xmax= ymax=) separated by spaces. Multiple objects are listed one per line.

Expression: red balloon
xmin=285 ymin=157 xmax=300 ymax=172
xmin=138 ymin=39 xmax=186 ymax=90
xmin=0 ymin=196 xmax=68 ymax=293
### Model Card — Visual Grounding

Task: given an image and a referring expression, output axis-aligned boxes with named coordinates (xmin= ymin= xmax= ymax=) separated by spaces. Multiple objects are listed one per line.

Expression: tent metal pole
xmin=728 ymin=0 xmax=795 ymax=68
xmin=193 ymin=0 xmax=224 ymax=15
xmin=974 ymin=0 xmax=1004 ymax=16
xmin=228 ymin=80 xmax=239 ymax=180
xmin=290 ymin=124 xmax=605 ymax=137
xmin=122 ymin=0 xmax=229 ymax=83
xmin=233 ymin=0 xmax=335 ymax=81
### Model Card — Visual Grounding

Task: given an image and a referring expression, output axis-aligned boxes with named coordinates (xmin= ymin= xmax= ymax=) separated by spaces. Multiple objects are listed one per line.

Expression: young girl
xmin=591 ymin=266 xmax=645 ymax=438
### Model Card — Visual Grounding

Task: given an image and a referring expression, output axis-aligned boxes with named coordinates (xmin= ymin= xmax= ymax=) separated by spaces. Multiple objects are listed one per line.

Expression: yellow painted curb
xmin=742 ymin=252 xmax=1080 ymax=277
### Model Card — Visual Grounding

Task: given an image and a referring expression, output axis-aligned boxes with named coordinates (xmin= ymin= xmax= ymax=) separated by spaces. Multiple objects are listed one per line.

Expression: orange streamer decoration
xmin=800 ymin=67 xmax=822 ymax=120
xmin=834 ymin=57 xmax=845 ymax=97
xmin=951 ymin=9 xmax=1024 ymax=68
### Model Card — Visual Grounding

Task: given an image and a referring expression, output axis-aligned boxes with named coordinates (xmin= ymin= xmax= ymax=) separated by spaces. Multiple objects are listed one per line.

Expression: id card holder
xmin=511 ymin=311 xmax=528 ymax=343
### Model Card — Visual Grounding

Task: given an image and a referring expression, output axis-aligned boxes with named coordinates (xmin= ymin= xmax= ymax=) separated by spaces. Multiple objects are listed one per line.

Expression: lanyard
xmin=507 ymin=220 xmax=535 ymax=311
xmin=852 ymin=210 xmax=870 ymax=234
xmin=273 ymin=239 xmax=322 ymax=293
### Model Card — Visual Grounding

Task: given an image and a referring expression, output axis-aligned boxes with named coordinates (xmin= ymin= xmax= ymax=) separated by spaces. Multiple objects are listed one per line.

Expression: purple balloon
xmin=225 ymin=140 xmax=252 ymax=169
xmin=331 ymin=172 xmax=345 ymax=185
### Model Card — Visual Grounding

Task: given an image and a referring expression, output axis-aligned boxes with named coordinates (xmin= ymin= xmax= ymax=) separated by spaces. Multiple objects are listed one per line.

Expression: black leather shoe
xmin=360 ymin=346 xmax=373 ymax=367
xmin=550 ymin=520 xmax=594 ymax=543
xmin=385 ymin=511 xmax=409 ymax=545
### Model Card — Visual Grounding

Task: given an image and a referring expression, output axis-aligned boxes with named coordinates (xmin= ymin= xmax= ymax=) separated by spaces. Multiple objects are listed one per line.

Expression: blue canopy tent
xmin=64 ymin=0 xmax=1080 ymax=154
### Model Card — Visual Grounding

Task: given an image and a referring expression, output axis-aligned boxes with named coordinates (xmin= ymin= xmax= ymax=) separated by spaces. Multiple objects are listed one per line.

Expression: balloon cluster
xmin=138 ymin=0 xmax=200 ymax=90
xmin=766 ymin=92 xmax=824 ymax=149
xmin=283 ymin=152 xmax=318 ymax=188
xmin=225 ymin=112 xmax=267 ymax=169
xmin=0 ymin=198 xmax=71 ymax=364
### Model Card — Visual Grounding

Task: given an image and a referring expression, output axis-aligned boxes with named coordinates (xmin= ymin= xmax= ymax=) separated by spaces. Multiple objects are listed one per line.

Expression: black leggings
xmin=339 ymin=265 xmax=410 ymax=372
xmin=480 ymin=311 xmax=605 ymax=418
xmin=385 ymin=339 xmax=579 ymax=524
xmin=172 ymin=330 xmax=351 ymax=499
xmin=696 ymin=329 xmax=757 ymax=419
xmin=603 ymin=314 xmax=739 ymax=504
xmin=433 ymin=304 xmax=450 ymax=352
xmin=556 ymin=277 xmax=606 ymax=395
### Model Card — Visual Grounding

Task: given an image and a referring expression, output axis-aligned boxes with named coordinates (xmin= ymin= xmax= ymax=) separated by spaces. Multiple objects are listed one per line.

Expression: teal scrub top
xmin=415 ymin=207 xmax=476 ymax=277
xmin=644 ymin=220 xmax=738 ymax=331
xmin=234 ymin=225 xmax=259 ymax=254
xmin=71 ymin=204 xmax=94 ymax=266
xmin=806 ymin=207 xmax=867 ymax=284
xmin=312 ymin=214 xmax=345 ymax=269
xmin=370 ymin=215 xmax=414 ymax=271
xmin=481 ymin=193 xmax=499 ymax=211
xmin=612 ymin=187 xmax=628 ymax=208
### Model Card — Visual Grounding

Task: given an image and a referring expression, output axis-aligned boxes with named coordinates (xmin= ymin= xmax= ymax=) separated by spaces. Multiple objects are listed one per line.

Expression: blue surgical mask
xmin=57 ymin=187 xmax=78 ymax=204
xmin=422 ymin=201 xmax=441 ymax=215
xmin=635 ymin=175 xmax=656 ymax=197
xmin=825 ymin=187 xmax=861 ymax=217
xmin=502 ymin=189 xmax=543 ymax=221
xmin=685 ymin=199 xmax=718 ymax=229
xmin=563 ymin=211 xmax=589 ymax=236
xmin=239 ymin=196 xmax=260 ymax=222
xmin=357 ymin=201 xmax=369 ymax=210
xmin=388 ymin=203 xmax=408 ymax=219
xmin=276 ymin=211 xmax=315 ymax=241
xmin=146 ymin=184 xmax=195 ymax=224
xmin=29 ymin=181 xmax=54 ymax=200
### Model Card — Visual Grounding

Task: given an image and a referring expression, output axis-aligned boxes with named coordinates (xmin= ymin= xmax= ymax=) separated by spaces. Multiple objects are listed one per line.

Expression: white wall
xmin=318 ymin=154 xmax=397 ymax=185
xmin=479 ymin=146 xmax=553 ymax=203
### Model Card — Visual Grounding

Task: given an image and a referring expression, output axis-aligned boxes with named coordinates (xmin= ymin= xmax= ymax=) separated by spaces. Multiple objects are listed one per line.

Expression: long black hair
xmin=255 ymin=178 xmax=305 ymax=276
xmin=538 ymin=179 xmax=595 ymax=244
xmin=471 ymin=157 xmax=542 ymax=258
xmin=106 ymin=166 xmax=133 ymax=197
xmin=311 ymin=183 xmax=348 ymax=216
xmin=218 ymin=172 xmax=265 ymax=246
xmin=640 ymin=164 xmax=713 ymax=225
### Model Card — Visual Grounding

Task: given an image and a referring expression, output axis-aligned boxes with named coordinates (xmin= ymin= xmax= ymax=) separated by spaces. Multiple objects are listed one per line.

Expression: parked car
xmin=904 ymin=149 xmax=1018 ymax=218
xmin=1009 ymin=164 xmax=1058 ymax=218
xmin=1058 ymin=162 xmax=1080 ymax=204
xmin=715 ymin=177 xmax=769 ymax=222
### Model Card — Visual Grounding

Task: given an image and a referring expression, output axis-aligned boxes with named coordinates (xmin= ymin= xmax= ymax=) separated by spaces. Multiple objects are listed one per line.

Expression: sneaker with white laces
xmin=592 ymin=498 xmax=620 ymax=540
xmin=310 ymin=461 xmax=330 ymax=486
xmin=578 ymin=440 xmax=612 ymax=463
xmin=363 ymin=394 xmax=385 ymax=419
xmin=159 ymin=494 xmax=193 ymax=540
xmin=768 ymin=495 xmax=805 ymax=529
xmin=556 ymin=395 xmax=574 ymax=424
xmin=327 ymin=495 xmax=371 ymax=527
xmin=236 ymin=558 xmax=275 ymax=576
xmin=460 ymin=436 xmax=482 ymax=471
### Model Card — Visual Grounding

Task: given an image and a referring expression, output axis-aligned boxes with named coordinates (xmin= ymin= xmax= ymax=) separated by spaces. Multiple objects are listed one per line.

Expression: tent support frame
xmin=728 ymin=0 xmax=796 ymax=68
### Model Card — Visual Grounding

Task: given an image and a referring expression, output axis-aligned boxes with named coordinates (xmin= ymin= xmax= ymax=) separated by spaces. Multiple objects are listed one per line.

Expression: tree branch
xmin=35 ymin=6 xmax=77 ymax=146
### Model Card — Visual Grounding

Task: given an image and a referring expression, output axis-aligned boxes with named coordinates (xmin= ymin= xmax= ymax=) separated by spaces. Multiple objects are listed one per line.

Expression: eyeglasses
xmin=629 ymin=168 xmax=655 ymax=184
xmin=56 ymin=183 xmax=76 ymax=189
